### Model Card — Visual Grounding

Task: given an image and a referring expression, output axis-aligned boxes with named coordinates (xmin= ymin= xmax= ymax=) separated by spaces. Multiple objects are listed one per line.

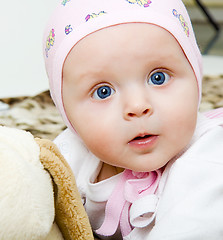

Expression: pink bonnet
xmin=43 ymin=0 xmax=203 ymax=130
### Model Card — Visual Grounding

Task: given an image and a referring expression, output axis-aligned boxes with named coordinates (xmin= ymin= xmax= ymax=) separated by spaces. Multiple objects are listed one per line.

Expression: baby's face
xmin=62 ymin=23 xmax=199 ymax=172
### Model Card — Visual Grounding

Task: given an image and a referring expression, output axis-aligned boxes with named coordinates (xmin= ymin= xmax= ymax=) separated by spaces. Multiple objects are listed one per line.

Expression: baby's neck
xmin=96 ymin=163 xmax=124 ymax=182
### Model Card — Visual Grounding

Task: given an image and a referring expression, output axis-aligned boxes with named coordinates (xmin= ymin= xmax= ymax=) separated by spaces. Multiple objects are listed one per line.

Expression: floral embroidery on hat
xmin=61 ymin=0 xmax=71 ymax=6
xmin=65 ymin=25 xmax=73 ymax=35
xmin=45 ymin=29 xmax=55 ymax=57
xmin=126 ymin=0 xmax=152 ymax=8
xmin=173 ymin=9 xmax=189 ymax=37
xmin=85 ymin=11 xmax=107 ymax=22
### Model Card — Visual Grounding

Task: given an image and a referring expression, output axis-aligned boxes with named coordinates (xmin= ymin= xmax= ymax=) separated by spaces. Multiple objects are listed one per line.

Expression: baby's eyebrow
xmin=72 ymin=69 xmax=108 ymax=84
xmin=83 ymin=64 xmax=113 ymax=76
xmin=79 ymin=70 xmax=104 ymax=79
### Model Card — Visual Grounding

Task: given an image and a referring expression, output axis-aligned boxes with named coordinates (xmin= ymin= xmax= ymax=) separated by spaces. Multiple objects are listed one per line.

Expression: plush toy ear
xmin=0 ymin=127 xmax=55 ymax=240
xmin=36 ymin=138 xmax=94 ymax=240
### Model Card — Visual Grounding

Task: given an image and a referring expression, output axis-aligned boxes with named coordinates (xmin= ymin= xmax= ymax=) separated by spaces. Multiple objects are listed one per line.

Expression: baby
xmin=43 ymin=0 xmax=223 ymax=239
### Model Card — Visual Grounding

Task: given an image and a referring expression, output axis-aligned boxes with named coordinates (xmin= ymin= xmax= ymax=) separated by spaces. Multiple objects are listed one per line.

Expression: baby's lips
xmin=128 ymin=133 xmax=159 ymax=150
xmin=129 ymin=133 xmax=153 ymax=143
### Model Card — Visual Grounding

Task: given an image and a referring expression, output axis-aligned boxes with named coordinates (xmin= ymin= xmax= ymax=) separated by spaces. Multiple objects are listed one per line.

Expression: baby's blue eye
xmin=93 ymin=86 xmax=115 ymax=99
xmin=148 ymin=72 xmax=170 ymax=85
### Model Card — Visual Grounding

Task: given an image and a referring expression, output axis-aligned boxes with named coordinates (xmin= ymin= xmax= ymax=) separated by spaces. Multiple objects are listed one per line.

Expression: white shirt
xmin=54 ymin=113 xmax=223 ymax=239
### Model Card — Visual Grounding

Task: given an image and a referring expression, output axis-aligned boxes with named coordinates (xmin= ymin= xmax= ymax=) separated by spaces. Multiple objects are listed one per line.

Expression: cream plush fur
xmin=0 ymin=126 xmax=93 ymax=240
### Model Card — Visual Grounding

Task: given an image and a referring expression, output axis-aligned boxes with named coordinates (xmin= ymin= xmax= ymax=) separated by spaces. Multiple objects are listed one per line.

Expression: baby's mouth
xmin=132 ymin=134 xmax=152 ymax=141
xmin=128 ymin=133 xmax=158 ymax=148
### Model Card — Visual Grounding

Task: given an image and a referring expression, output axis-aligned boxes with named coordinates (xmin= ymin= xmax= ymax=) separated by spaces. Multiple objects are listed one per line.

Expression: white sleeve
xmin=149 ymin=126 xmax=223 ymax=240
xmin=54 ymin=128 xmax=89 ymax=177
xmin=54 ymin=128 xmax=101 ymax=198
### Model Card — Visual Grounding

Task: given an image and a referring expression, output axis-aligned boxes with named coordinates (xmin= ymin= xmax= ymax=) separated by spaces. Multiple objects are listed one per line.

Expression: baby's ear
xmin=36 ymin=138 xmax=94 ymax=240
xmin=0 ymin=126 xmax=55 ymax=240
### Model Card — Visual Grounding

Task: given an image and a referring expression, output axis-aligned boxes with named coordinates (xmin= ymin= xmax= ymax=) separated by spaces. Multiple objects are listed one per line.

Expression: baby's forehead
xmin=65 ymin=23 xmax=185 ymax=64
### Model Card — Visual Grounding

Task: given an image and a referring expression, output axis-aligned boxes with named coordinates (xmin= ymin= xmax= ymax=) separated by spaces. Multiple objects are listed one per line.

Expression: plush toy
xmin=0 ymin=126 xmax=94 ymax=240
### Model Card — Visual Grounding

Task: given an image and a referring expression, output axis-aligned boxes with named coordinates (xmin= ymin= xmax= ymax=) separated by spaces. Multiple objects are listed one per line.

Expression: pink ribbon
xmin=96 ymin=169 xmax=162 ymax=237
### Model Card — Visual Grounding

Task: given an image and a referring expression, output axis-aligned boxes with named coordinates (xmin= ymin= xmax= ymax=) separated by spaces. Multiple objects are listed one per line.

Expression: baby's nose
xmin=123 ymin=93 xmax=153 ymax=121
xmin=127 ymin=108 xmax=150 ymax=118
